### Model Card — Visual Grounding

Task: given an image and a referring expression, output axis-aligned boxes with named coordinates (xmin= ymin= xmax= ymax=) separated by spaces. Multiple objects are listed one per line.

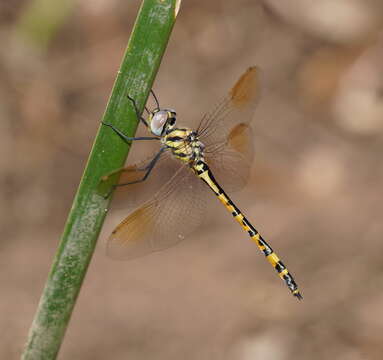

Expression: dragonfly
xmin=101 ymin=67 xmax=302 ymax=300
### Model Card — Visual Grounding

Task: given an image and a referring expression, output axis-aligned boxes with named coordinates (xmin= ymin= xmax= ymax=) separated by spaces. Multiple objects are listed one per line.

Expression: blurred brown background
xmin=2 ymin=0 xmax=383 ymax=359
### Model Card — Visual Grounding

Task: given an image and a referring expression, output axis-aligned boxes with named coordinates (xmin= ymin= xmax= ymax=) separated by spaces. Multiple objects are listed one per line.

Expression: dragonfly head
xmin=149 ymin=108 xmax=177 ymax=136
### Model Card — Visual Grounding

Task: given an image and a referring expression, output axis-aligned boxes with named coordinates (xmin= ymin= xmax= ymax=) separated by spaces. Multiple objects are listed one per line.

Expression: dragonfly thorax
xmin=162 ymin=127 xmax=205 ymax=164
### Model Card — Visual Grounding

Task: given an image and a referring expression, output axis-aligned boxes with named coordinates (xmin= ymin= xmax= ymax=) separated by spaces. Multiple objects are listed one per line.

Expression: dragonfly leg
xmin=102 ymin=122 xmax=159 ymax=142
xmin=103 ymin=147 xmax=166 ymax=199
xmin=126 ymin=89 xmax=160 ymax=125
xmin=127 ymin=95 xmax=149 ymax=127
xmin=116 ymin=147 xmax=166 ymax=187
xmin=150 ymin=89 xmax=160 ymax=110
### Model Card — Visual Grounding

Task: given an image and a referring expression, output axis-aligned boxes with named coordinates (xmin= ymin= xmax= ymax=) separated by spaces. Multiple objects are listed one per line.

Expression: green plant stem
xmin=21 ymin=1 xmax=178 ymax=359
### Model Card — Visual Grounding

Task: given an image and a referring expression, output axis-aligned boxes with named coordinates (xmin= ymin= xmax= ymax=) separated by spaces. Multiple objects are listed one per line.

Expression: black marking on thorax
xmin=166 ymin=136 xmax=183 ymax=142
xmin=165 ymin=128 xmax=204 ymax=164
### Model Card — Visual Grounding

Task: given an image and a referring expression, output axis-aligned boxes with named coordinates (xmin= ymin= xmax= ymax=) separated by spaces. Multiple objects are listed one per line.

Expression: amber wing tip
xmin=230 ymin=66 xmax=260 ymax=107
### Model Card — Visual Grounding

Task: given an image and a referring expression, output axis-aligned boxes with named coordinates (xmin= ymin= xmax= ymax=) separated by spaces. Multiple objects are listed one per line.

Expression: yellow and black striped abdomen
xmin=193 ymin=160 xmax=302 ymax=300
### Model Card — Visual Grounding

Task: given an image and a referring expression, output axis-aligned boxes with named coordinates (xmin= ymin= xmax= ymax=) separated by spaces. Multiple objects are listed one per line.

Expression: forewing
xmin=200 ymin=67 xmax=260 ymax=192
xmin=106 ymin=164 xmax=210 ymax=260
xmin=198 ymin=66 xmax=260 ymax=148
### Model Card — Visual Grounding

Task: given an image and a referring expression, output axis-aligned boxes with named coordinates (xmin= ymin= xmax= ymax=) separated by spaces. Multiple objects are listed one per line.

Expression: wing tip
xmin=230 ymin=66 xmax=260 ymax=107
xmin=247 ymin=65 xmax=258 ymax=72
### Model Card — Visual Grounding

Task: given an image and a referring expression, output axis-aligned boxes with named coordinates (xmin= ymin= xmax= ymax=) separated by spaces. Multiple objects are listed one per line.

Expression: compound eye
xmin=150 ymin=110 xmax=168 ymax=136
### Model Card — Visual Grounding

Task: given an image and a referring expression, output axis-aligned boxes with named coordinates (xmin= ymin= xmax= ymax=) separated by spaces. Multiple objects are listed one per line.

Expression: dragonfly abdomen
xmin=193 ymin=160 xmax=302 ymax=300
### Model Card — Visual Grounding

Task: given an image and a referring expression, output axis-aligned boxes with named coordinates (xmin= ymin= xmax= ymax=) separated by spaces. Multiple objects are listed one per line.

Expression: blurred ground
xmin=2 ymin=0 xmax=383 ymax=359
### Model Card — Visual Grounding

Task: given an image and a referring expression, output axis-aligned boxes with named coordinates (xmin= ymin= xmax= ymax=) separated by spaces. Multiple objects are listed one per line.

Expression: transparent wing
xmin=198 ymin=66 xmax=261 ymax=149
xmin=200 ymin=67 xmax=260 ymax=192
xmin=106 ymin=164 xmax=210 ymax=260
xmin=205 ymin=122 xmax=255 ymax=193
xmin=100 ymin=150 xmax=179 ymax=209
xmin=116 ymin=152 xmax=171 ymax=184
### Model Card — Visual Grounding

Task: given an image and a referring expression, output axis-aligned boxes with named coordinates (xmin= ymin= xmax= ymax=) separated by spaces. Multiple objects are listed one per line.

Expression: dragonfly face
xmin=148 ymin=108 xmax=176 ymax=136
